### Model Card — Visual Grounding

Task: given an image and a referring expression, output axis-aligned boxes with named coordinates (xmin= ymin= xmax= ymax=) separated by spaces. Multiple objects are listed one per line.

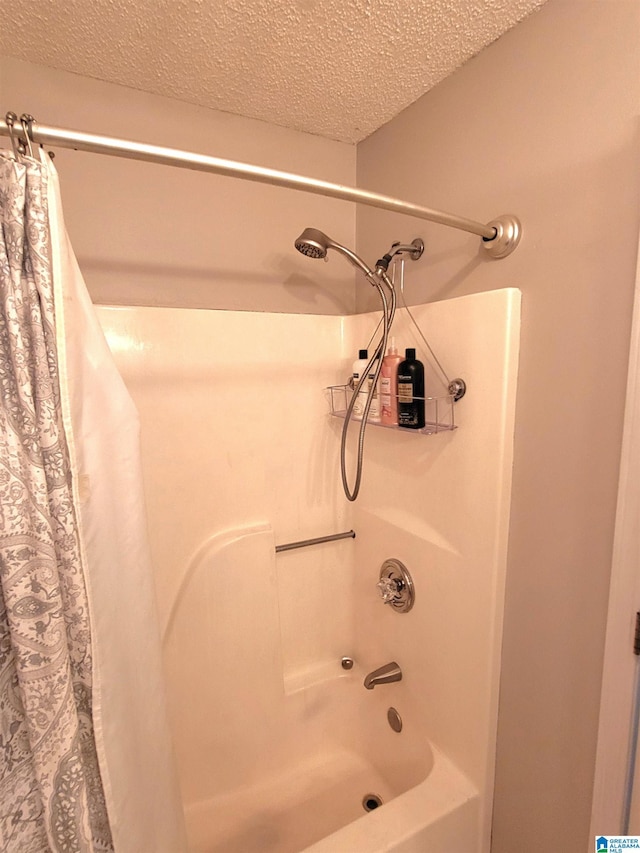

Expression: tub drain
xmin=362 ymin=793 xmax=383 ymax=812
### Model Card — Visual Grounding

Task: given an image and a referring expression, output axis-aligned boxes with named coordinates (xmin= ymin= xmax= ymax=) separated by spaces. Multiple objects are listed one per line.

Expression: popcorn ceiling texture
xmin=0 ymin=0 xmax=546 ymax=142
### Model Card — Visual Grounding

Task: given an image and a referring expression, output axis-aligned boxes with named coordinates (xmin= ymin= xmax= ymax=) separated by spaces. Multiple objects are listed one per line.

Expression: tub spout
xmin=363 ymin=661 xmax=402 ymax=690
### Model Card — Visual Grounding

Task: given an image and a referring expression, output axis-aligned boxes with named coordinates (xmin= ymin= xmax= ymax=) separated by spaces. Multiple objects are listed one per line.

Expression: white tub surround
xmin=98 ymin=287 xmax=520 ymax=853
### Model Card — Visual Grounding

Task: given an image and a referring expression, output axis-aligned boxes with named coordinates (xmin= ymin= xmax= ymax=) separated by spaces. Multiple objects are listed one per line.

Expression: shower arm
xmin=0 ymin=114 xmax=521 ymax=259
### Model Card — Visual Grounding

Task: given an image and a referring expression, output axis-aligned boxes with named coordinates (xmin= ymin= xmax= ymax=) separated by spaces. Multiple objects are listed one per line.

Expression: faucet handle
xmin=377 ymin=576 xmax=402 ymax=603
xmin=377 ymin=559 xmax=415 ymax=613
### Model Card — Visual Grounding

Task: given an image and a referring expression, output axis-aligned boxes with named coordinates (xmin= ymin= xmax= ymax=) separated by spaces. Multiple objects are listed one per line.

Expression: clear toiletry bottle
xmin=380 ymin=337 xmax=403 ymax=426
xmin=397 ymin=348 xmax=425 ymax=429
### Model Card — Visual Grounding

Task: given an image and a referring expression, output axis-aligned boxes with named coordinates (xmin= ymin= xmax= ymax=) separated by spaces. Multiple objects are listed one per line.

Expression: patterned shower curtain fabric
xmin=0 ymin=152 xmax=113 ymax=852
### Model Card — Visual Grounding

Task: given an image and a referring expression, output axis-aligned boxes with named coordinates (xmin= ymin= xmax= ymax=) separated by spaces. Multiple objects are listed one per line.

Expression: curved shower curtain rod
xmin=0 ymin=113 xmax=521 ymax=258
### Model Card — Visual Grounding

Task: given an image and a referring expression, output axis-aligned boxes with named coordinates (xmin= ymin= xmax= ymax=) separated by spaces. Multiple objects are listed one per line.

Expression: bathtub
xmin=183 ymin=675 xmax=478 ymax=852
xmin=163 ymin=524 xmax=480 ymax=853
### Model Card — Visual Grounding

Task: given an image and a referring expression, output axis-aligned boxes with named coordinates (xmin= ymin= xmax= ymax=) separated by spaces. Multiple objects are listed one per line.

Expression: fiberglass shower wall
xmin=99 ymin=307 xmax=351 ymax=662
xmin=96 ymin=286 xmax=519 ymax=853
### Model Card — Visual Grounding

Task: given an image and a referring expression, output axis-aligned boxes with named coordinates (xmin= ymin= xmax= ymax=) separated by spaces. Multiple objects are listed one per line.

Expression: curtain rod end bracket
xmin=482 ymin=214 xmax=522 ymax=259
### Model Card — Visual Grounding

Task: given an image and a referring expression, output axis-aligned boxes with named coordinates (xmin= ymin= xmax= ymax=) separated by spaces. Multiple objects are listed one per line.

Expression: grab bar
xmin=275 ymin=530 xmax=356 ymax=553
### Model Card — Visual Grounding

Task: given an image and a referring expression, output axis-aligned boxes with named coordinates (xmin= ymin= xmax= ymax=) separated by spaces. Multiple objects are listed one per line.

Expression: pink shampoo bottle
xmin=380 ymin=338 xmax=403 ymax=426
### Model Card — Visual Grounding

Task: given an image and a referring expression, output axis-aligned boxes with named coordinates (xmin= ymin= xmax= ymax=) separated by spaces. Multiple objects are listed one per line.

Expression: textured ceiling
xmin=0 ymin=0 xmax=546 ymax=143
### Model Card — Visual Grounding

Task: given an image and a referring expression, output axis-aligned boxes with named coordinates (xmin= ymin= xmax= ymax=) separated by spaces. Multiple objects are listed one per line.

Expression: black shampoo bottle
xmin=397 ymin=348 xmax=425 ymax=429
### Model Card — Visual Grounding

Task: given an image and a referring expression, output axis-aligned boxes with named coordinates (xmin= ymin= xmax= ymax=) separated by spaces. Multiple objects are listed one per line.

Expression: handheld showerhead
xmin=294 ymin=228 xmax=376 ymax=279
xmin=294 ymin=227 xmax=330 ymax=259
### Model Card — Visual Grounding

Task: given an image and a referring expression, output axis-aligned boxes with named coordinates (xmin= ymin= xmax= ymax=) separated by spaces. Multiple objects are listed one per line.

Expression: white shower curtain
xmin=0 ymin=147 xmax=187 ymax=851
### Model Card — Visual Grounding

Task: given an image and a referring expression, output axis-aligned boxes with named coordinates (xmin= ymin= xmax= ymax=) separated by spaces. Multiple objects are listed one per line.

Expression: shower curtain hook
xmin=4 ymin=112 xmax=20 ymax=159
xmin=19 ymin=114 xmax=35 ymax=158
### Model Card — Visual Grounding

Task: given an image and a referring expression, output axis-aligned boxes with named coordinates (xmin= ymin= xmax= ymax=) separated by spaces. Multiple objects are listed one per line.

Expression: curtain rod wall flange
xmin=482 ymin=216 xmax=522 ymax=259
xmin=0 ymin=115 xmax=521 ymax=258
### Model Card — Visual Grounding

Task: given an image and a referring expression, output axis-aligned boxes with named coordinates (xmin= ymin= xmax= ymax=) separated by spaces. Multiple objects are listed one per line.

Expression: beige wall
xmin=0 ymin=57 xmax=357 ymax=314
xmin=356 ymin=1 xmax=640 ymax=850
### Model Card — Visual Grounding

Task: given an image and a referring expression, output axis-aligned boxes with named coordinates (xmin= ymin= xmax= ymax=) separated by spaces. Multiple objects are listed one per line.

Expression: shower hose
xmin=340 ymin=271 xmax=396 ymax=501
